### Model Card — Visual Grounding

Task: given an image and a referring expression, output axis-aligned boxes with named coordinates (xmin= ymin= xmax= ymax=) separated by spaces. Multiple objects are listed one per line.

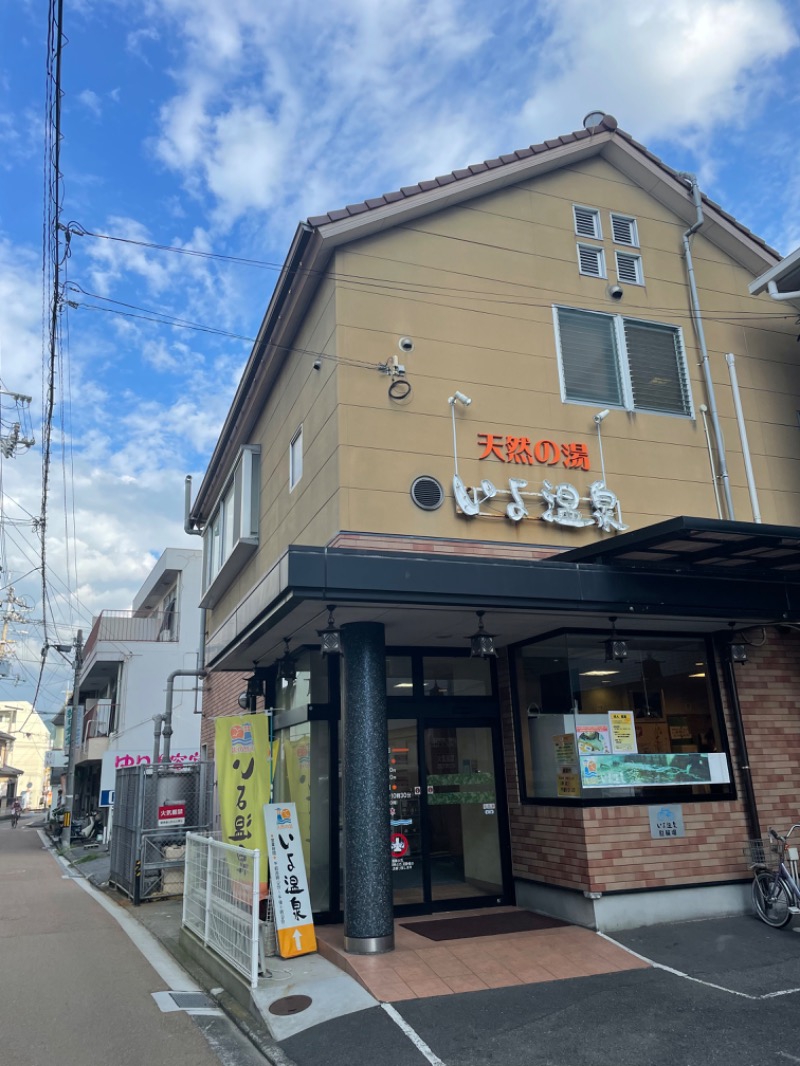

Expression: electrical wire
xmin=67 ymin=221 xmax=799 ymax=320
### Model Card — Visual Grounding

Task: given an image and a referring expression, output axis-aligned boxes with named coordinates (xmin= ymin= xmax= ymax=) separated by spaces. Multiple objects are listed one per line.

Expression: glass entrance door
xmin=388 ymin=718 xmax=507 ymax=910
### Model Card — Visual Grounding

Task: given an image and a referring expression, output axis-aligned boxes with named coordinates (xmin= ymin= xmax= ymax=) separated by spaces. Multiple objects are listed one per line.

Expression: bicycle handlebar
xmin=768 ymin=825 xmax=800 ymax=844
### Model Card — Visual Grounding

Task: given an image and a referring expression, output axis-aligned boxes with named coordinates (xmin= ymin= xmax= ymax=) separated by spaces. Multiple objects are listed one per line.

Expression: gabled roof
xmin=190 ymin=114 xmax=781 ymax=521
xmin=307 ymin=115 xmax=779 ymax=262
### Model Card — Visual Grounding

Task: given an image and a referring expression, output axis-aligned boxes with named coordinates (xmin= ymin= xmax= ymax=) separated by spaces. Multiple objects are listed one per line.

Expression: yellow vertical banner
xmin=215 ymin=715 xmax=273 ymax=897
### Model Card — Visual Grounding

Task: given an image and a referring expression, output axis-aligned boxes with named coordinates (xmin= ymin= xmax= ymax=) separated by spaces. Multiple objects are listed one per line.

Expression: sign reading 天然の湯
xmin=264 ymin=803 xmax=316 ymax=958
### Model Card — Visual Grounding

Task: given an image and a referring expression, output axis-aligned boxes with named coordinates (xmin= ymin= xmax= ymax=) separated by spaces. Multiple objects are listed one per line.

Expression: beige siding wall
xmin=207 ymin=278 xmax=341 ymax=629
xmin=334 ymin=156 xmax=800 ymax=547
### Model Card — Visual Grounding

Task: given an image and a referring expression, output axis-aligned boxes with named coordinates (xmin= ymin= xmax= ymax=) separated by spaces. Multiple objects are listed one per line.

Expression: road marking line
xmin=382 ymin=1003 xmax=446 ymax=1066
xmin=596 ymin=931 xmax=757 ymax=999
xmin=762 ymin=987 xmax=800 ymax=998
xmin=777 ymin=1052 xmax=800 ymax=1062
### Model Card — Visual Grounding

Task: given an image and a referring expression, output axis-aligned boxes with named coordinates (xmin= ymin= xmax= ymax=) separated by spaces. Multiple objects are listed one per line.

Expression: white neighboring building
xmin=74 ymin=547 xmax=203 ymax=814
xmin=0 ymin=701 xmax=51 ymax=809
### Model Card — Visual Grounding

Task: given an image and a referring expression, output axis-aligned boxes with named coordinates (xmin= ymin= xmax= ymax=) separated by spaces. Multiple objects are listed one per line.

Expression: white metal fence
xmin=182 ymin=833 xmax=261 ymax=988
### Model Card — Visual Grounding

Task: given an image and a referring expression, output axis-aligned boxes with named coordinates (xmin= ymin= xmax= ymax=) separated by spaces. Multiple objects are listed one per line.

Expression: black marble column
xmin=341 ymin=621 xmax=394 ymax=954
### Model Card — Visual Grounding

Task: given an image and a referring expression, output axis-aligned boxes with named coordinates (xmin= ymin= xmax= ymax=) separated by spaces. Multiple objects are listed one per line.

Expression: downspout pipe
xmin=725 ymin=353 xmax=761 ymax=523
xmin=162 ymin=669 xmax=206 ymax=762
xmin=184 ymin=475 xmax=202 ymax=536
xmin=767 ymin=280 xmax=800 ymax=302
xmin=717 ymin=638 xmax=760 ymax=841
xmin=678 ymin=173 xmax=735 ymax=520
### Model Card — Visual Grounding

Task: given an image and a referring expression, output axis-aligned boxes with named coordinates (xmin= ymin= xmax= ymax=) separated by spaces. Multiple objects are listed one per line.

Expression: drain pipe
xmin=162 ymin=669 xmax=206 ymax=762
xmin=725 ymin=353 xmax=761 ymax=523
xmin=717 ymin=637 xmax=760 ymax=841
xmin=678 ymin=173 xmax=735 ymax=520
xmin=698 ymin=404 xmax=723 ymax=519
xmin=152 ymin=714 xmax=164 ymax=765
xmin=766 ymin=280 xmax=800 ymax=302
xmin=184 ymin=475 xmax=202 ymax=536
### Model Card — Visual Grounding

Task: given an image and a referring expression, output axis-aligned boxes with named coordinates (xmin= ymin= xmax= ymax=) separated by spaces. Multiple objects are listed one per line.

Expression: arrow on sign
xmin=292 ymin=929 xmax=303 ymax=951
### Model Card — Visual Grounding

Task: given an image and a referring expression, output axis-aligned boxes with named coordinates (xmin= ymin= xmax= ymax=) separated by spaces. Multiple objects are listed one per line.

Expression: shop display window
xmin=512 ymin=631 xmax=732 ymax=803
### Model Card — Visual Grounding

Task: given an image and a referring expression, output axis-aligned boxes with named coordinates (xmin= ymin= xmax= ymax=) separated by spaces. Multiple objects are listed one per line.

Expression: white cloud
xmin=77 ymin=89 xmax=103 ymax=118
xmin=517 ymin=0 xmax=798 ymax=146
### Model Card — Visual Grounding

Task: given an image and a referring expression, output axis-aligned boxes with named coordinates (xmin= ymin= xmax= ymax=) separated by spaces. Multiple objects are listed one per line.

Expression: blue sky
xmin=1 ymin=0 xmax=799 ymax=716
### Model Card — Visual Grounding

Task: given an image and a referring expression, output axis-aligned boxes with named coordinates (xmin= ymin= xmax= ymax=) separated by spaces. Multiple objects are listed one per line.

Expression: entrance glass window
xmin=388 ymin=718 xmax=504 ymax=908
xmin=512 ymin=631 xmax=732 ymax=803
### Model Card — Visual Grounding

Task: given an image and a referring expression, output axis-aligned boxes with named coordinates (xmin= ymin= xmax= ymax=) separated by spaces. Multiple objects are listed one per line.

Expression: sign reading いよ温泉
xmin=263 ymin=803 xmax=316 ymax=958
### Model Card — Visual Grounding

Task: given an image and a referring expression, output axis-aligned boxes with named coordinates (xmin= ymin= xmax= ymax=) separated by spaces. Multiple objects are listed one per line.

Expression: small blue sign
xmin=100 ymin=789 xmax=115 ymax=807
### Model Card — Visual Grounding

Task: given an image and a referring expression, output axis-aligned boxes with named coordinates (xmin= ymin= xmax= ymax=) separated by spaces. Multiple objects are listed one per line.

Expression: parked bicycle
xmin=747 ymin=825 xmax=800 ymax=928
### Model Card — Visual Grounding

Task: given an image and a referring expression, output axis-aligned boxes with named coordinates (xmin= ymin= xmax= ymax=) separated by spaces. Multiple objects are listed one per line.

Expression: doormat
xmin=401 ymin=910 xmax=568 ymax=941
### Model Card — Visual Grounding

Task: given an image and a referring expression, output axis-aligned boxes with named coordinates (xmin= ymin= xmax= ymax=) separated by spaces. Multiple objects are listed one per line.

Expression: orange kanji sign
xmin=477 ymin=432 xmax=590 ymax=470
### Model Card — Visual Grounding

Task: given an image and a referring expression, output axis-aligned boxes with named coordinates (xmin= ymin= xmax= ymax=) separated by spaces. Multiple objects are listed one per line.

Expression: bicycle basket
xmin=745 ymin=838 xmax=781 ymax=869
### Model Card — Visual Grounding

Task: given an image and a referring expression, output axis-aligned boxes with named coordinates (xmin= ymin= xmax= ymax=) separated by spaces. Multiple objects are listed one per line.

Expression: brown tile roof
xmin=306 ymin=115 xmax=779 ymax=258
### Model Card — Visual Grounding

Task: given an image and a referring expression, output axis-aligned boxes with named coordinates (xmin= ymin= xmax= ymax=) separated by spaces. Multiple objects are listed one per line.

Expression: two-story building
xmin=189 ymin=114 xmax=800 ymax=947
xmin=0 ymin=701 xmax=52 ymax=810
xmin=74 ymin=547 xmax=204 ymax=815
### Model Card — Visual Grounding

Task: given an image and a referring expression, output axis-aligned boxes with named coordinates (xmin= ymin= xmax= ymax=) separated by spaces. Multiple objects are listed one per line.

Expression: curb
xmin=46 ymin=830 xmax=298 ymax=1066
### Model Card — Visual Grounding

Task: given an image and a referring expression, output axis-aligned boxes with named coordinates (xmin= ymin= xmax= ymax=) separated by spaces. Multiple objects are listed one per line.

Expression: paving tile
xmin=443 ymin=974 xmax=490 ymax=993
xmin=404 ymin=976 xmax=453 ymax=997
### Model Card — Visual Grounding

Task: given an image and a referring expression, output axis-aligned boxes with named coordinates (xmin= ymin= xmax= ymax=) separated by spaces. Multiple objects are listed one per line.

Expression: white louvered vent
xmin=616 ymin=252 xmax=643 ymax=285
xmin=578 ymin=244 xmax=605 ymax=278
xmin=573 ymin=206 xmax=601 ymax=239
xmin=611 ymin=214 xmax=638 ymax=246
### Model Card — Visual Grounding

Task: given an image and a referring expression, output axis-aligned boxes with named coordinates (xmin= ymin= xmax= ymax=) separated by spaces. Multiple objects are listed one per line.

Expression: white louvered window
xmin=577 ymin=244 xmax=606 ymax=278
xmin=573 ymin=205 xmax=602 ymax=239
xmin=611 ymin=213 xmax=638 ymax=246
xmin=554 ymin=307 xmax=692 ymax=417
xmin=615 ymin=251 xmax=644 ymax=285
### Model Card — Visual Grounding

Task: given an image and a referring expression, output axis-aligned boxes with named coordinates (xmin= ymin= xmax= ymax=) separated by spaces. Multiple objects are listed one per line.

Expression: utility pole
xmin=61 ymin=630 xmax=83 ymax=838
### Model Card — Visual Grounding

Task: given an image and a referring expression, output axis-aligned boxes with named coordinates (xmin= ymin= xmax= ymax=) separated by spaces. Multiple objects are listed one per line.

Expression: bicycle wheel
xmin=752 ymin=871 xmax=792 ymax=928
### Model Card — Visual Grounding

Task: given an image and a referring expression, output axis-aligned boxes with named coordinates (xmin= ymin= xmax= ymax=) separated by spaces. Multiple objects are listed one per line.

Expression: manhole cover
xmin=269 ymin=995 xmax=313 ymax=1016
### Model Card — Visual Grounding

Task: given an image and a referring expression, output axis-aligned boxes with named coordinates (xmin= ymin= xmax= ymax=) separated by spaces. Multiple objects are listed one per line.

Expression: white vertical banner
xmin=263 ymin=803 xmax=316 ymax=958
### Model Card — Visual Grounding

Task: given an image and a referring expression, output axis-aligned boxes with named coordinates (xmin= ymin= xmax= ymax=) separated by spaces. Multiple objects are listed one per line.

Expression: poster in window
xmin=575 ymin=724 xmax=611 ymax=754
xmin=609 ymin=711 xmax=637 ymax=754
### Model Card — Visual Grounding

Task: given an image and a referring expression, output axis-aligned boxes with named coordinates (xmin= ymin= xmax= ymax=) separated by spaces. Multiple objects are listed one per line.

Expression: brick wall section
xmin=329 ymin=531 xmax=561 ymax=561
xmin=200 ymin=669 xmax=249 ymax=757
xmin=735 ymin=629 xmax=800 ymax=836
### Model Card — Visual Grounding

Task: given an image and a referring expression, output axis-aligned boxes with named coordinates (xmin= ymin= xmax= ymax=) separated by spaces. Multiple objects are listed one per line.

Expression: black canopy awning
xmin=559 ymin=516 xmax=800 ymax=575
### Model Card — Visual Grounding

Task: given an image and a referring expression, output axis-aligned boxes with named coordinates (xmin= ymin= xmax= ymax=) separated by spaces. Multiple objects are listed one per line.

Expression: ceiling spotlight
xmin=469 ymin=611 xmax=496 ymax=659
xmin=317 ymin=604 xmax=341 ymax=657
xmin=604 ymin=616 xmax=627 ymax=663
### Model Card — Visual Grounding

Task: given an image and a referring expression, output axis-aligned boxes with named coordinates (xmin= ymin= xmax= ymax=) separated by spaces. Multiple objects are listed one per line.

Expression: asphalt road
xmin=281 ymin=914 xmax=800 ymax=1066
xmin=0 ymin=815 xmax=269 ymax=1066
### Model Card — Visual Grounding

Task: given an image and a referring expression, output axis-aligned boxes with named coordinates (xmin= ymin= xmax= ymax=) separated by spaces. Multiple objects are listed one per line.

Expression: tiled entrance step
xmin=315 ymin=907 xmax=648 ymax=1001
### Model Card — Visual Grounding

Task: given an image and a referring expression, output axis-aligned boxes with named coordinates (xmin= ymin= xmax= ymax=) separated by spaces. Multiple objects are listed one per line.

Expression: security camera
xmin=398 ymin=337 xmax=414 ymax=353
xmin=449 ymin=391 xmax=472 ymax=406
xmin=312 ymin=359 xmax=322 ymax=370
xmin=594 ymin=409 xmax=610 ymax=424
xmin=608 ymin=284 xmax=624 ymax=300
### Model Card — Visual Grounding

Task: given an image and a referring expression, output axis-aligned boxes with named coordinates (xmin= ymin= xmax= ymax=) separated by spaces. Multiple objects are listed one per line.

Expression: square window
xmin=611 ymin=214 xmax=639 ymax=246
xmin=573 ymin=205 xmax=602 ymax=240
xmin=616 ymin=251 xmax=644 ymax=285
xmin=290 ymin=426 xmax=303 ymax=490
xmin=554 ymin=306 xmax=692 ymax=417
xmin=577 ymin=244 xmax=606 ymax=279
